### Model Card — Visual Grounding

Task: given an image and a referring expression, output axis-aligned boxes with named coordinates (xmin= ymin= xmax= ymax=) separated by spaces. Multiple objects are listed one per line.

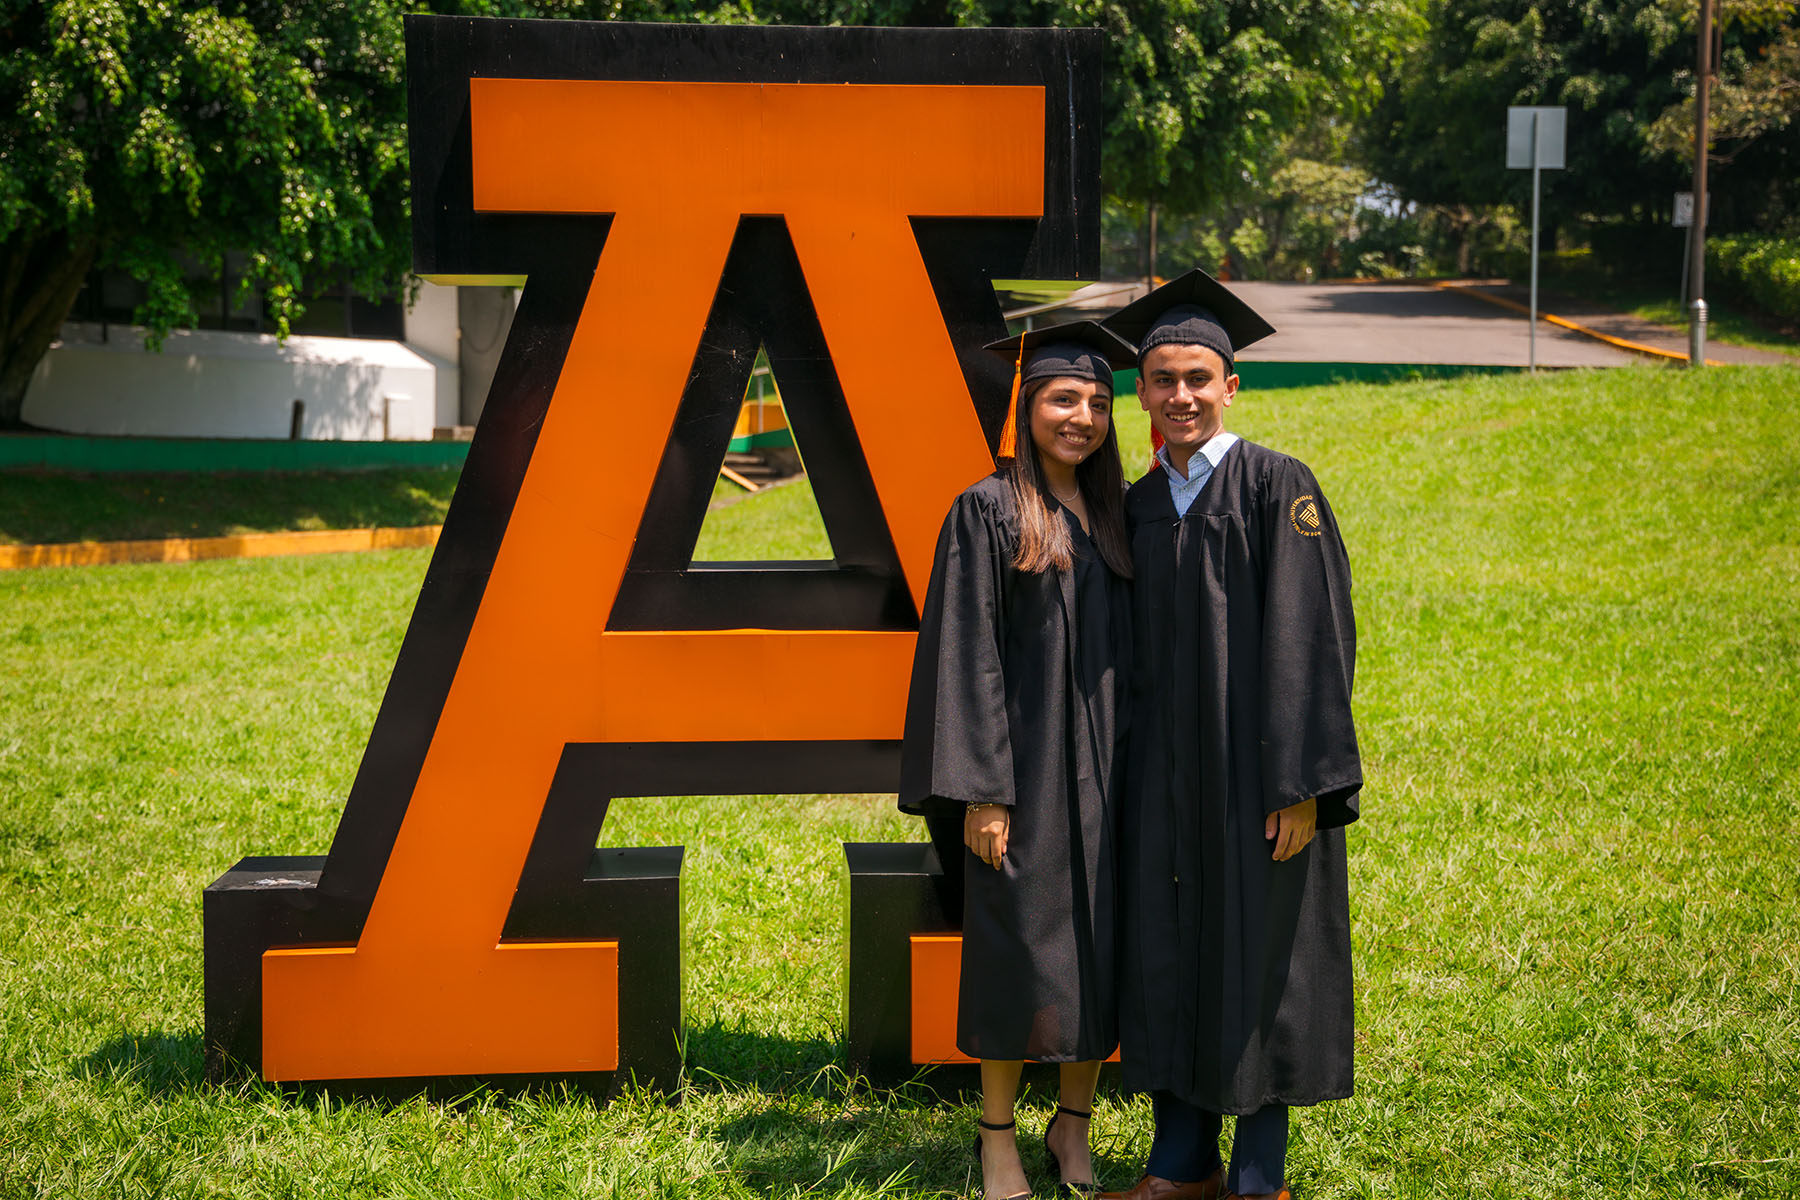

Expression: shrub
xmin=1710 ymin=236 xmax=1800 ymax=322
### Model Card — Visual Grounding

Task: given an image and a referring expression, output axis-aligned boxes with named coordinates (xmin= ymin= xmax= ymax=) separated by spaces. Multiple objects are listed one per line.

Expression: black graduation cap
xmin=983 ymin=320 xmax=1139 ymax=386
xmin=983 ymin=320 xmax=1139 ymax=458
xmin=1101 ymin=268 xmax=1276 ymax=372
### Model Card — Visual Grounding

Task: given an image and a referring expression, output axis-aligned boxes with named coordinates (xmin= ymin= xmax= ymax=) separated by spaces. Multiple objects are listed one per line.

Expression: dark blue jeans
xmin=1145 ymin=1091 xmax=1288 ymax=1196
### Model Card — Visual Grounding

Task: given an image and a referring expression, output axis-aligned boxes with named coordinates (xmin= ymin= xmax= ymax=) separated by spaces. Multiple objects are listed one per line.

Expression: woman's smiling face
xmin=1029 ymin=377 xmax=1111 ymax=472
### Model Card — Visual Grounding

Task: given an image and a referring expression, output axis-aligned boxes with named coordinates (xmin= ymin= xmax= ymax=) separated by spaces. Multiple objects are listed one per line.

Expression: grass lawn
xmin=3 ymin=366 xmax=1798 ymax=1197
xmin=698 ymin=475 xmax=832 ymax=560
xmin=1619 ymin=294 xmax=1798 ymax=357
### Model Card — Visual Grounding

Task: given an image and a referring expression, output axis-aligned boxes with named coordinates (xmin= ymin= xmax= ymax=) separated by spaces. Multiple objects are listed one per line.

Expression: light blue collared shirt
xmin=1157 ymin=431 xmax=1239 ymax=516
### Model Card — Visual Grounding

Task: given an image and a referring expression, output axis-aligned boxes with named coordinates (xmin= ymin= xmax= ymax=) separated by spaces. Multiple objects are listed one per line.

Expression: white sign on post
xmin=1674 ymin=191 xmax=1709 ymax=306
xmin=1506 ymin=105 xmax=1567 ymax=373
xmin=1506 ymin=106 xmax=1566 ymax=169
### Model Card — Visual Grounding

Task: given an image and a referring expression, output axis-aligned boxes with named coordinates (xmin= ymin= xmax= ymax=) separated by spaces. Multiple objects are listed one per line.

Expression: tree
xmin=1362 ymin=0 xmax=1800 ymax=246
xmin=0 ymin=1 xmax=419 ymax=428
xmin=1100 ymin=117 xmax=1385 ymax=282
xmin=0 ymin=0 xmax=752 ymax=431
xmin=763 ymin=0 xmax=1425 ymax=221
xmin=1645 ymin=2 xmax=1800 ymax=201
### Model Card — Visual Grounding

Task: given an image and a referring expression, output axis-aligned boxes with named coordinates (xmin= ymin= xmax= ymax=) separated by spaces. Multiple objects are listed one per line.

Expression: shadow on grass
xmin=78 ymin=1023 xmax=861 ymax=1108
xmin=686 ymin=1028 xmax=1148 ymax=1193
xmin=683 ymin=1020 xmax=841 ymax=1092
xmin=0 ymin=468 xmax=461 ymax=545
xmin=710 ymin=1105 xmax=974 ymax=1195
xmin=78 ymin=1029 xmax=206 ymax=1094
xmin=76 ymin=1029 xmax=622 ymax=1111
xmin=706 ymin=1102 xmax=1145 ymax=1197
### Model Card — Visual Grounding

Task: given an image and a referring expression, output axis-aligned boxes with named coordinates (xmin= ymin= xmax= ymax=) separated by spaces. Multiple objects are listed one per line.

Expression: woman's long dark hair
xmin=1007 ymin=377 xmax=1133 ymax=578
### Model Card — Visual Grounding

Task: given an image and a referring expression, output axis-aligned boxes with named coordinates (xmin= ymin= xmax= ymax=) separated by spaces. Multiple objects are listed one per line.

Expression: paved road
xmin=1230 ymin=281 xmax=1632 ymax=366
xmin=1059 ymin=279 xmax=1794 ymax=368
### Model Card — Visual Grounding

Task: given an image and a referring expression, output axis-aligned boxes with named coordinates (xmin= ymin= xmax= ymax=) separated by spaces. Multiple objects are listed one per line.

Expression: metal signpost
xmin=1688 ymin=0 xmax=1717 ymax=367
xmin=1506 ymin=106 xmax=1567 ymax=373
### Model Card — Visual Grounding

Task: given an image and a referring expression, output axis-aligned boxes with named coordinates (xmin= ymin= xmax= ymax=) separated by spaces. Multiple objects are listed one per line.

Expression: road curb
xmin=1432 ymin=281 xmax=1722 ymax=366
xmin=0 ymin=525 xmax=442 ymax=571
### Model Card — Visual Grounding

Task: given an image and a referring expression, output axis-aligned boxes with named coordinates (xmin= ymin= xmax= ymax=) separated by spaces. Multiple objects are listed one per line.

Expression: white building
xmin=23 ymin=277 xmax=517 ymax=442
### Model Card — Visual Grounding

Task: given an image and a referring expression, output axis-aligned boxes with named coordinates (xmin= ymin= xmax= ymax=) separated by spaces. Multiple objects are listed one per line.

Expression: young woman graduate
xmin=899 ymin=320 xmax=1138 ymax=1200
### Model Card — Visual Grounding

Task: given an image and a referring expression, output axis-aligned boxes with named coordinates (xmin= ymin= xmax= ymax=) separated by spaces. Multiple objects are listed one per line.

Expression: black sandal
xmin=973 ymin=1118 xmax=1030 ymax=1200
xmin=1044 ymin=1105 xmax=1099 ymax=1196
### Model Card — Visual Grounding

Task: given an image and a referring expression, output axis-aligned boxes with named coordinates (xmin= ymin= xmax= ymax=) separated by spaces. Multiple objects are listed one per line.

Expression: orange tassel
xmin=1149 ymin=426 xmax=1164 ymax=471
xmin=996 ymin=333 xmax=1024 ymax=461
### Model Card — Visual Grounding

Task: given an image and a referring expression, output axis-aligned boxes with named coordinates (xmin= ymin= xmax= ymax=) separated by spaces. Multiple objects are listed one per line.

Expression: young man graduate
xmin=1097 ymin=271 xmax=1362 ymax=1200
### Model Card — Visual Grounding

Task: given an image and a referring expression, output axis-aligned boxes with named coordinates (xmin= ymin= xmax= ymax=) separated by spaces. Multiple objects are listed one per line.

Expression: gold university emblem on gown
xmin=1290 ymin=495 xmax=1322 ymax=536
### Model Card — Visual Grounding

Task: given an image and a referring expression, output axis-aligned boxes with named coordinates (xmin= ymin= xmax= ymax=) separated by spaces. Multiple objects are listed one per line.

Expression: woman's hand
xmin=1266 ymin=797 xmax=1318 ymax=862
xmin=964 ymin=803 xmax=1010 ymax=870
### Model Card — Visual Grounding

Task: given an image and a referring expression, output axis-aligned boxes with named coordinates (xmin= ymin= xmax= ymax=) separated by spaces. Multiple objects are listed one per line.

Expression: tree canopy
xmin=768 ymin=0 xmax=1423 ymax=217
xmin=1363 ymin=0 xmax=1800 ymax=232
xmin=0 ymin=0 xmax=419 ymax=425
xmin=0 ymin=0 xmax=751 ymax=428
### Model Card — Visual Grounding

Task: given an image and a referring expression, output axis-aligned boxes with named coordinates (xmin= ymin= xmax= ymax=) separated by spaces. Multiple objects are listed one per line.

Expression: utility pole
xmin=1688 ymin=0 xmax=1715 ymax=367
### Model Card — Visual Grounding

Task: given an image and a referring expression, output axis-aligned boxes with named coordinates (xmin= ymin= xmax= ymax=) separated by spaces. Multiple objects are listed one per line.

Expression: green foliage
xmin=1364 ymin=0 xmax=1800 ymax=242
xmin=1367 ymin=0 xmax=1688 ymax=216
xmin=3 ymin=368 xmax=1800 ymax=1196
xmin=1646 ymin=3 xmax=1800 ymax=163
xmin=1711 ymin=233 xmax=1800 ymax=321
xmin=0 ymin=0 xmax=414 ymax=339
xmin=759 ymin=0 xmax=1425 ymax=217
xmin=1515 ymin=225 xmax=1800 ymax=346
xmin=1104 ymin=157 xmax=1494 ymax=282
xmin=1101 ymin=114 xmax=1382 ymax=282
xmin=0 ymin=0 xmax=763 ymax=426
xmin=1085 ymin=0 xmax=1422 ymax=213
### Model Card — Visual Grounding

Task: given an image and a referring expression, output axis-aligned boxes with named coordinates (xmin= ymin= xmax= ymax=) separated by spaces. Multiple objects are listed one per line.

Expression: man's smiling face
xmin=1137 ymin=342 xmax=1238 ymax=465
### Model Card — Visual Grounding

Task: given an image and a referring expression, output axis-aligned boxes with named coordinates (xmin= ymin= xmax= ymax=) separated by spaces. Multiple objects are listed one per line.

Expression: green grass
xmin=1613 ymin=292 xmax=1797 ymax=356
xmin=3 ymin=366 xmax=1798 ymax=1197
xmin=697 ymin=476 xmax=832 ymax=560
xmin=1624 ymin=296 xmax=1798 ymax=357
xmin=0 ymin=467 xmax=461 ymax=545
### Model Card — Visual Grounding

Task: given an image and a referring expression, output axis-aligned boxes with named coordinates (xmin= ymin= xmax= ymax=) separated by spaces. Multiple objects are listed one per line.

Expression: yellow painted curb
xmin=1433 ymin=281 xmax=1723 ymax=366
xmin=0 ymin=525 xmax=442 ymax=571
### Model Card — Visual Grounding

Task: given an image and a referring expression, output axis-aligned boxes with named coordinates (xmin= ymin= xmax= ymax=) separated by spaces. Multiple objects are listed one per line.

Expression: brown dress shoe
xmin=1222 ymin=1189 xmax=1291 ymax=1200
xmin=1097 ymin=1167 xmax=1226 ymax=1200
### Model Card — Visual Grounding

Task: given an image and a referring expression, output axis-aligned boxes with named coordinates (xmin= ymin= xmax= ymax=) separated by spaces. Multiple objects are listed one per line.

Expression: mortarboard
xmin=1101 ymin=268 xmax=1276 ymax=375
xmin=983 ymin=320 xmax=1139 ymax=459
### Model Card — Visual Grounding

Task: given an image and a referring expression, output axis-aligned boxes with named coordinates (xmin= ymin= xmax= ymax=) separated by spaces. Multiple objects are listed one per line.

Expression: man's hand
xmin=965 ymin=803 xmax=1010 ymax=870
xmin=1266 ymin=797 xmax=1318 ymax=862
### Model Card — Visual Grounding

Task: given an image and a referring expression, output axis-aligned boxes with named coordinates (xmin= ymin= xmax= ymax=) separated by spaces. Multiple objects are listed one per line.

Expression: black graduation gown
xmin=899 ymin=472 xmax=1131 ymax=1062
xmin=1119 ymin=439 xmax=1361 ymax=1113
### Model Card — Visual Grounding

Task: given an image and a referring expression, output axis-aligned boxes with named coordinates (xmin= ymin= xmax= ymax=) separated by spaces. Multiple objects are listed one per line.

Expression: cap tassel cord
xmin=996 ymin=333 xmax=1024 ymax=461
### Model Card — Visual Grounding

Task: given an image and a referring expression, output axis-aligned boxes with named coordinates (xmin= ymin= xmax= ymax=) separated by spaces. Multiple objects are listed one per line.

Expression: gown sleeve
xmin=1257 ymin=456 xmax=1363 ymax=829
xmin=898 ymin=489 xmax=1015 ymax=815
